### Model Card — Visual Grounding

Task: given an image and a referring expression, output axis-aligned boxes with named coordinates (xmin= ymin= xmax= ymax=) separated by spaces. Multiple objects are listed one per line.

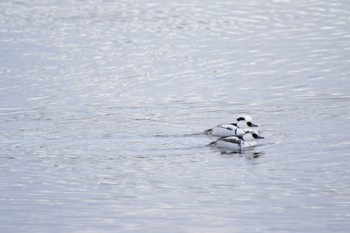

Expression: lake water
xmin=1 ymin=0 xmax=350 ymax=232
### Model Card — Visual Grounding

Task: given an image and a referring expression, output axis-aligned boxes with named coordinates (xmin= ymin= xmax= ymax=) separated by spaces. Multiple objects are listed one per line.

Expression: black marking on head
xmin=237 ymin=117 xmax=245 ymax=121
xmin=225 ymin=126 xmax=233 ymax=131
xmin=230 ymin=123 xmax=238 ymax=126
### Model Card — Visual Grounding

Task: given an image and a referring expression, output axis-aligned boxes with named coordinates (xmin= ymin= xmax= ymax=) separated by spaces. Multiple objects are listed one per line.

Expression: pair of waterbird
xmin=205 ymin=115 xmax=264 ymax=150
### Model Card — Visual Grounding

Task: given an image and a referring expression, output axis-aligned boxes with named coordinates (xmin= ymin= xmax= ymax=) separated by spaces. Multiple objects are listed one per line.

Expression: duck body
xmin=205 ymin=124 xmax=246 ymax=137
xmin=209 ymin=136 xmax=243 ymax=150
xmin=209 ymin=131 xmax=264 ymax=150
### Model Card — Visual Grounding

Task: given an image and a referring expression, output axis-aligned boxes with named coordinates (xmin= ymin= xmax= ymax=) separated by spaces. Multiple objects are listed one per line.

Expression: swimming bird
xmin=205 ymin=115 xmax=259 ymax=137
xmin=208 ymin=131 xmax=264 ymax=150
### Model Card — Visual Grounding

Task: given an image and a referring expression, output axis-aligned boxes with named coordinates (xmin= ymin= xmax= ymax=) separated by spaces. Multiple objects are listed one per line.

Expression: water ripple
xmin=1 ymin=0 xmax=350 ymax=232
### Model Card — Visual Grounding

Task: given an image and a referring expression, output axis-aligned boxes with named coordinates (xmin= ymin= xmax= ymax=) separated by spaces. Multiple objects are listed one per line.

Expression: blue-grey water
xmin=1 ymin=0 xmax=350 ymax=232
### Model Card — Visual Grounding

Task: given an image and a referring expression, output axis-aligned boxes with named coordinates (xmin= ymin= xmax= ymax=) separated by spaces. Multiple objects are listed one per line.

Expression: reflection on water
xmin=218 ymin=149 xmax=264 ymax=160
xmin=1 ymin=0 xmax=350 ymax=232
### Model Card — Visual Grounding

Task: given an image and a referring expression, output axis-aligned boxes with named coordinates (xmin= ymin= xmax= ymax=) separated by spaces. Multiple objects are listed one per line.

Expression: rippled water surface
xmin=1 ymin=0 xmax=350 ymax=232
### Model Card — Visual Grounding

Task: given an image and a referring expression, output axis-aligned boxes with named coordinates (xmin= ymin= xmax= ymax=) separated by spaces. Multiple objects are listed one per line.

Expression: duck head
xmin=236 ymin=115 xmax=259 ymax=128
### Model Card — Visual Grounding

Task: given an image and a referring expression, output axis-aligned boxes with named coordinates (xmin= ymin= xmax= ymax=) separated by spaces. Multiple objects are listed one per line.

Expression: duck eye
xmin=247 ymin=122 xmax=252 ymax=127
xmin=252 ymin=133 xmax=258 ymax=138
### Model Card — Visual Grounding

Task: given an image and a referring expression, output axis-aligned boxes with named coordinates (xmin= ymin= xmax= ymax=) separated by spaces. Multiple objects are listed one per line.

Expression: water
xmin=1 ymin=0 xmax=350 ymax=232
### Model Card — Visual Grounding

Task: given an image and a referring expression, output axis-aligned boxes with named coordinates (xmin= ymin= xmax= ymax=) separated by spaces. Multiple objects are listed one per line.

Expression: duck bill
xmin=257 ymin=136 xmax=264 ymax=139
xmin=251 ymin=123 xmax=259 ymax=127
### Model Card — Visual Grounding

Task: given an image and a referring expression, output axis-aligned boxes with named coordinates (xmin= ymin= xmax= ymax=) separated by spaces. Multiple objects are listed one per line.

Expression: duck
xmin=208 ymin=131 xmax=264 ymax=150
xmin=205 ymin=115 xmax=259 ymax=137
